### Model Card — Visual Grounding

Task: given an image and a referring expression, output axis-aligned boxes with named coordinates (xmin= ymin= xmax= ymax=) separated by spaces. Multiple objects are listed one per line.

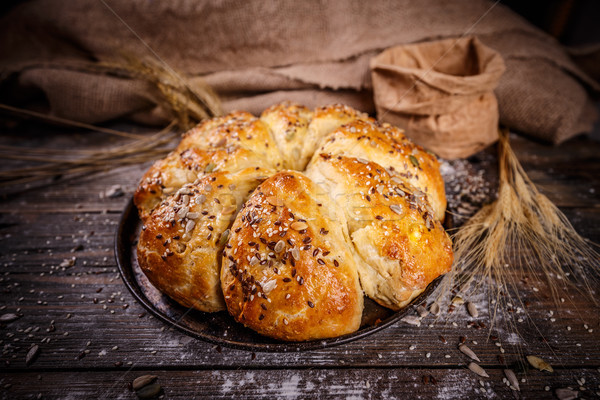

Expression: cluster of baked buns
xmin=134 ymin=102 xmax=453 ymax=341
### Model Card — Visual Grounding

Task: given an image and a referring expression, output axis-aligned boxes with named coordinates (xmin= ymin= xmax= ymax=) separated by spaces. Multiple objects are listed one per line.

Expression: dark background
xmin=2 ymin=0 xmax=599 ymax=46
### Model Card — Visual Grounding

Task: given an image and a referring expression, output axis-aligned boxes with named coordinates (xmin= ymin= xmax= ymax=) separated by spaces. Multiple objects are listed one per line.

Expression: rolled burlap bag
xmin=370 ymin=37 xmax=506 ymax=159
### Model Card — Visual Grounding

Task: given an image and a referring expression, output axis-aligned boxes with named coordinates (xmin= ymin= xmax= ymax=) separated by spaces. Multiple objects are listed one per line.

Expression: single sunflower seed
xmin=390 ymin=204 xmax=404 ymax=216
xmin=132 ymin=375 xmax=158 ymax=391
xmin=416 ymin=305 xmax=429 ymax=318
xmin=291 ymin=247 xmax=300 ymax=261
xmin=219 ymin=229 xmax=230 ymax=246
xmin=503 ymin=369 xmax=520 ymax=391
xmin=468 ymin=362 xmax=489 ymax=378
xmin=26 ymin=345 xmax=40 ymax=366
xmin=467 ymin=302 xmax=479 ymax=318
xmin=451 ymin=296 xmax=464 ymax=306
xmin=290 ymin=221 xmax=308 ymax=231
xmin=459 ymin=344 xmax=480 ymax=362
xmin=400 ymin=315 xmax=421 ymax=327
xmin=274 ymin=240 xmax=285 ymax=253
xmin=204 ymin=163 xmax=216 ymax=173
xmin=527 ymin=355 xmax=554 ymax=372
xmin=195 ymin=194 xmax=207 ymax=205
xmin=555 ymin=388 xmax=578 ymax=400
xmin=0 ymin=313 xmax=21 ymax=323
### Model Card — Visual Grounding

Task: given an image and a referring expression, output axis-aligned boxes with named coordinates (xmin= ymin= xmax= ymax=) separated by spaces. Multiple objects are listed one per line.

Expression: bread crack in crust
xmin=135 ymin=101 xmax=453 ymax=341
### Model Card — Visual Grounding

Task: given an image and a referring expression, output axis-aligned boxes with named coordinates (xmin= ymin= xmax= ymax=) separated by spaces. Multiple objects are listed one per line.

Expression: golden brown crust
xmin=220 ymin=171 xmax=363 ymax=341
xmin=134 ymin=111 xmax=283 ymax=221
xmin=311 ymin=119 xmax=447 ymax=221
xmin=260 ymin=101 xmax=313 ymax=170
xmin=305 ymin=155 xmax=453 ymax=310
xmin=137 ymin=167 xmax=273 ymax=312
xmin=300 ymin=104 xmax=373 ymax=169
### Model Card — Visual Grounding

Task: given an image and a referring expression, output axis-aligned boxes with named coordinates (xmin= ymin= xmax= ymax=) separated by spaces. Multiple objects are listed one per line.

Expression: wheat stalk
xmin=440 ymin=129 xmax=600 ymax=331
xmin=0 ymin=57 xmax=222 ymax=188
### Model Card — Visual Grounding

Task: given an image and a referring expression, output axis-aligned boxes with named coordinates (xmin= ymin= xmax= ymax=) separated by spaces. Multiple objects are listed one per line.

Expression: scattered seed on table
xmin=133 ymin=375 xmax=158 ymax=391
xmin=136 ymin=382 xmax=161 ymax=399
xmin=0 ymin=313 xmax=21 ymax=323
xmin=459 ymin=344 xmax=480 ymax=362
xmin=555 ymin=388 xmax=578 ymax=400
xmin=416 ymin=305 xmax=429 ymax=318
xmin=26 ymin=345 xmax=39 ymax=366
xmin=467 ymin=302 xmax=478 ymax=318
xmin=527 ymin=355 xmax=553 ymax=372
xmin=401 ymin=315 xmax=421 ymax=326
xmin=504 ymin=369 xmax=520 ymax=391
xmin=468 ymin=362 xmax=489 ymax=378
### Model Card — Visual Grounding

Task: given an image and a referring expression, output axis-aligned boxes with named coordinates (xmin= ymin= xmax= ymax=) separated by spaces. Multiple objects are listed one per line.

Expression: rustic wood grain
xmin=1 ymin=368 xmax=598 ymax=399
xmin=0 ymin=124 xmax=599 ymax=399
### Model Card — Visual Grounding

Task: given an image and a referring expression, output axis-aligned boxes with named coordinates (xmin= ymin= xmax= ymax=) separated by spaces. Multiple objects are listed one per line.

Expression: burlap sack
xmin=0 ymin=0 xmax=597 ymax=145
xmin=371 ymin=37 xmax=506 ymax=159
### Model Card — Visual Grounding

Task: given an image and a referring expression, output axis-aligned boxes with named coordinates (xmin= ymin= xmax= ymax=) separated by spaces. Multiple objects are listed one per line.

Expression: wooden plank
xmin=0 ymin=161 xmax=598 ymax=372
xmin=0 ymin=367 xmax=598 ymax=399
xmin=1 ymin=255 xmax=598 ymax=370
xmin=1 ymin=125 xmax=599 ymax=399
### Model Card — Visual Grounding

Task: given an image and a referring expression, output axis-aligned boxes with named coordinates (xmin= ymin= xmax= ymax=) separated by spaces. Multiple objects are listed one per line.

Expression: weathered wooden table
xmin=1 ymin=122 xmax=599 ymax=399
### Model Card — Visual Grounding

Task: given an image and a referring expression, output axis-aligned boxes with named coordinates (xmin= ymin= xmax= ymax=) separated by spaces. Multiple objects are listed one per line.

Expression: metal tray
xmin=116 ymin=198 xmax=446 ymax=352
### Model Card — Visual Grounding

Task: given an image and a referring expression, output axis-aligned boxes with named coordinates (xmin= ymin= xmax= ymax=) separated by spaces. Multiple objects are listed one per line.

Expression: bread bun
xmin=135 ymin=111 xmax=282 ymax=220
xmin=305 ymin=155 xmax=452 ymax=310
xmin=137 ymin=167 xmax=273 ymax=312
xmin=134 ymin=102 xmax=453 ymax=340
xmin=220 ymin=171 xmax=363 ymax=341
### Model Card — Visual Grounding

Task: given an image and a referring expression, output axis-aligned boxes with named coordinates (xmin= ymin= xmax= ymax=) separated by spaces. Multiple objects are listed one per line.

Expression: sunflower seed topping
xmin=291 ymin=247 xmax=300 ymax=261
xmin=390 ymin=204 xmax=404 ymax=215
xmin=185 ymin=220 xmax=195 ymax=232
xmin=274 ymin=240 xmax=285 ymax=253
xmin=176 ymin=206 xmax=189 ymax=220
xmin=195 ymin=194 xmax=207 ymax=205
xmin=291 ymin=221 xmax=308 ymax=231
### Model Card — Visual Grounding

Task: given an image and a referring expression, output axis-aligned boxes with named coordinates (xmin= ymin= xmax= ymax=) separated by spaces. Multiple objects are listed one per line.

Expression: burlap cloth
xmin=1 ymin=0 xmax=598 ymax=145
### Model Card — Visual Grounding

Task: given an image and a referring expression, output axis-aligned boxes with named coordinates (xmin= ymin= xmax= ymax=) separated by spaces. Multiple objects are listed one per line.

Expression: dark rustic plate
xmin=115 ymin=198 xmax=446 ymax=352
